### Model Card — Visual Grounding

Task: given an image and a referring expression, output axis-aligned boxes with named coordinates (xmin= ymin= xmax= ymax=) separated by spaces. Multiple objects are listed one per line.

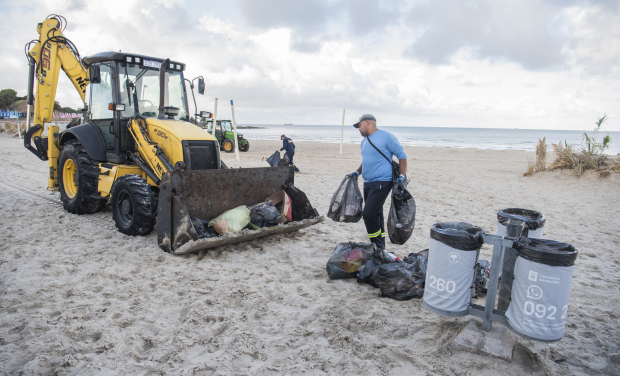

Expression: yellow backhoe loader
xmin=24 ymin=15 xmax=322 ymax=254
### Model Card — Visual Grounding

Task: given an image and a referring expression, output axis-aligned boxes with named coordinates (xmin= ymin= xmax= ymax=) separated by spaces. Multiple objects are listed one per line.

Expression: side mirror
xmin=197 ymin=78 xmax=205 ymax=95
xmin=200 ymin=111 xmax=212 ymax=118
xmin=89 ymin=65 xmax=101 ymax=84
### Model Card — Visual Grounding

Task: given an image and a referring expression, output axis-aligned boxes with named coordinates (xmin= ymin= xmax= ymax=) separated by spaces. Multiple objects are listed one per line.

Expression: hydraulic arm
xmin=24 ymin=16 xmax=90 ymax=190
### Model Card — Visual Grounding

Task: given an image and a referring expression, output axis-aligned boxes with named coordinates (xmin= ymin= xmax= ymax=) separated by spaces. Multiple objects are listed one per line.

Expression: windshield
xmin=119 ymin=63 xmax=188 ymax=121
xmin=221 ymin=121 xmax=232 ymax=132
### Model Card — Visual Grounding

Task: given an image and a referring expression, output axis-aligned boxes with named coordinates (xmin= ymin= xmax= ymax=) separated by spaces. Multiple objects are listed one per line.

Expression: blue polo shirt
xmin=361 ymin=129 xmax=406 ymax=183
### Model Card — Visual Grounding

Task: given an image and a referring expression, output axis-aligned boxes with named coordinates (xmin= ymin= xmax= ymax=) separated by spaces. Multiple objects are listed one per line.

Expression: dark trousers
xmin=286 ymin=151 xmax=294 ymax=166
xmin=363 ymin=181 xmax=392 ymax=250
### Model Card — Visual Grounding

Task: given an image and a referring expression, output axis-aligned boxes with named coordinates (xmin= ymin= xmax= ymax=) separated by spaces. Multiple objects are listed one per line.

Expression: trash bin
xmin=423 ymin=222 xmax=484 ymax=317
xmin=496 ymin=208 xmax=546 ymax=238
xmin=505 ymin=237 xmax=578 ymax=342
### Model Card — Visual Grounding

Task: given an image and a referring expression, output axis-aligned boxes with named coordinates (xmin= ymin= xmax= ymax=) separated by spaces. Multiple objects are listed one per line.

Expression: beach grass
xmin=535 ymin=137 xmax=547 ymax=172
xmin=523 ymin=159 xmax=535 ymax=176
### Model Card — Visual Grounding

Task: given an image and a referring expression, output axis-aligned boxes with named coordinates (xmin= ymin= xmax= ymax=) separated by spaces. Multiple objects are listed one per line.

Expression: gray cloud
xmin=402 ymin=0 xmax=571 ymax=70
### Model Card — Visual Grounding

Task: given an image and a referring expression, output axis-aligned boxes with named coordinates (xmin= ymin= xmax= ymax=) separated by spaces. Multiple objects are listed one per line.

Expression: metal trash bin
xmin=496 ymin=208 xmax=546 ymax=238
xmin=505 ymin=237 xmax=578 ymax=342
xmin=423 ymin=222 xmax=484 ymax=317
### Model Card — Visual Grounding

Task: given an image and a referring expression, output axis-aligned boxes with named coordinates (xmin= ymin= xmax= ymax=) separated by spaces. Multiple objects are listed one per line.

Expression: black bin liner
xmin=371 ymin=250 xmax=428 ymax=300
xmin=327 ymin=175 xmax=363 ymax=223
xmin=497 ymin=208 xmax=546 ymax=231
xmin=266 ymin=151 xmax=280 ymax=167
xmin=357 ymin=248 xmax=398 ymax=286
xmin=387 ymin=184 xmax=416 ymax=245
xmin=515 ymin=237 xmax=578 ymax=266
xmin=326 ymin=242 xmax=376 ymax=279
xmin=430 ymin=222 xmax=485 ymax=251
xmin=248 ymin=202 xmax=281 ymax=228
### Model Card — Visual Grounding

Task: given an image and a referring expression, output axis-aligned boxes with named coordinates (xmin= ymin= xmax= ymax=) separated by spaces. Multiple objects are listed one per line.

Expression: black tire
xmin=239 ymin=140 xmax=249 ymax=152
xmin=223 ymin=139 xmax=234 ymax=153
xmin=58 ymin=140 xmax=106 ymax=214
xmin=110 ymin=175 xmax=158 ymax=236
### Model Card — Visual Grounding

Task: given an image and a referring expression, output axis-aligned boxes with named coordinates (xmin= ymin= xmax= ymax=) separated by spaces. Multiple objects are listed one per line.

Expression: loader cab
xmin=83 ymin=52 xmax=190 ymax=163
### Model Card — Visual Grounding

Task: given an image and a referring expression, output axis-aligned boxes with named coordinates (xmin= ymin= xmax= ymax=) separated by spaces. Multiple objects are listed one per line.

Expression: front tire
xmin=58 ymin=140 xmax=106 ymax=214
xmin=223 ymin=139 xmax=234 ymax=153
xmin=110 ymin=175 xmax=158 ymax=236
xmin=239 ymin=140 xmax=249 ymax=152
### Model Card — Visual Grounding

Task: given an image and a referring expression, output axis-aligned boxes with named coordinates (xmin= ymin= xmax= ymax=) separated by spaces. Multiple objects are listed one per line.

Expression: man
xmin=278 ymin=135 xmax=299 ymax=172
xmin=350 ymin=114 xmax=407 ymax=251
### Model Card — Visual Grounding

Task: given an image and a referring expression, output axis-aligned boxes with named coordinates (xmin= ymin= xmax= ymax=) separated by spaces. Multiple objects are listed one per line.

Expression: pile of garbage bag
xmin=326 ymin=242 xmax=376 ymax=279
xmin=248 ymin=202 xmax=281 ymax=228
xmin=387 ymin=183 xmax=416 ymax=245
xmin=324 ymin=243 xmax=429 ymax=301
xmin=327 ymin=175 xmax=363 ymax=223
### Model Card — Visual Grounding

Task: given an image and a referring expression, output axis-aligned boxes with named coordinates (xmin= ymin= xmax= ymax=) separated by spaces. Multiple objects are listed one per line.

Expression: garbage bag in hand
xmin=327 ymin=175 xmax=363 ymax=223
xmin=357 ymin=248 xmax=399 ymax=286
xmin=387 ymin=184 xmax=416 ymax=245
xmin=208 ymin=205 xmax=251 ymax=235
xmin=266 ymin=152 xmax=280 ymax=167
xmin=326 ymin=242 xmax=376 ymax=279
xmin=371 ymin=250 xmax=428 ymax=300
xmin=248 ymin=202 xmax=281 ymax=228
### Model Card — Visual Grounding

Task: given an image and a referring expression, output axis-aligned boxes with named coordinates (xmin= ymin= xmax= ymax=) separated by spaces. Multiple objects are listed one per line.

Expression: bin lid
xmin=430 ymin=222 xmax=484 ymax=251
xmin=497 ymin=208 xmax=546 ymax=230
xmin=515 ymin=237 xmax=578 ymax=266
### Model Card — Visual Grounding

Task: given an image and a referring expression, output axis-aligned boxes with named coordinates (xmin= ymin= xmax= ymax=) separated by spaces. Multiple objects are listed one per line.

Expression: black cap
xmin=353 ymin=114 xmax=376 ymax=128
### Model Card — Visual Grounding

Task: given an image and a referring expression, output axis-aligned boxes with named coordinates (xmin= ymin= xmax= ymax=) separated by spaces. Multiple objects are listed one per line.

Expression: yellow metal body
xmin=29 ymin=18 xmax=89 ymax=189
xmin=47 ymin=125 xmax=60 ymax=190
xmin=97 ymin=164 xmax=147 ymax=198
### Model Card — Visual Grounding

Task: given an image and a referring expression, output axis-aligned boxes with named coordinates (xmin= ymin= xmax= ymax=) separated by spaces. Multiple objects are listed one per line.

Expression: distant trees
xmin=0 ymin=89 xmax=17 ymax=110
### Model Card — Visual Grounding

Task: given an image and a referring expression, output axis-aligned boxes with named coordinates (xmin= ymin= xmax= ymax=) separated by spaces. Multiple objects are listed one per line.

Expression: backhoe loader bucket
xmin=157 ymin=166 xmax=324 ymax=254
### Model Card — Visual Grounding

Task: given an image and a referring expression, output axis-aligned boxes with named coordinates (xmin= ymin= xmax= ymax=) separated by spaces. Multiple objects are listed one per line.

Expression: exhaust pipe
xmin=158 ymin=58 xmax=170 ymax=120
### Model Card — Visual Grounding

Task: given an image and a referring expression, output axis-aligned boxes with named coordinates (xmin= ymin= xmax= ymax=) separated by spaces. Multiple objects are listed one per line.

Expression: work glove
xmin=396 ymin=174 xmax=406 ymax=187
xmin=350 ymin=171 xmax=359 ymax=179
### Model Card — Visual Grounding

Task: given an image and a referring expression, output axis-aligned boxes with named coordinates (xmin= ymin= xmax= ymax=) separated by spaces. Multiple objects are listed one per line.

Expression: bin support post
xmin=497 ymin=220 xmax=525 ymax=311
xmin=481 ymin=237 xmax=505 ymax=331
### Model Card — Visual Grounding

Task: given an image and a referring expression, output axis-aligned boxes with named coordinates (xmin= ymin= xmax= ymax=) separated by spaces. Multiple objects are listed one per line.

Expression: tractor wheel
xmin=239 ymin=140 xmax=250 ymax=152
xmin=223 ymin=139 xmax=234 ymax=153
xmin=110 ymin=175 xmax=158 ymax=236
xmin=58 ymin=140 xmax=106 ymax=214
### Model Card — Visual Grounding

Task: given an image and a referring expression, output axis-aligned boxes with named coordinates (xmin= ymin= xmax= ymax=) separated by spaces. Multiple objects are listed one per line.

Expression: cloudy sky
xmin=1 ymin=0 xmax=619 ymax=131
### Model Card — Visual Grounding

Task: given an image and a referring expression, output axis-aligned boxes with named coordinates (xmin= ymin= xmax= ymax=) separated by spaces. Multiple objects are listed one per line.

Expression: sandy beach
xmin=0 ymin=132 xmax=619 ymax=375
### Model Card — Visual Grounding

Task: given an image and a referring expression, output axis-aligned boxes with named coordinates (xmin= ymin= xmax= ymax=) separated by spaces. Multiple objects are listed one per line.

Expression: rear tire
xmin=58 ymin=140 xmax=106 ymax=214
xmin=223 ymin=139 xmax=234 ymax=153
xmin=110 ymin=175 xmax=158 ymax=236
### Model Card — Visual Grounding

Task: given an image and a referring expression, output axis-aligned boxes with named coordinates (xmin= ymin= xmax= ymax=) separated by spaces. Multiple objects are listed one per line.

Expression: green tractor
xmin=200 ymin=119 xmax=250 ymax=153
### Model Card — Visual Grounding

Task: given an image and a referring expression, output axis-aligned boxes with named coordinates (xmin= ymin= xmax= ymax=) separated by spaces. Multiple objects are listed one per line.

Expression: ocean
xmin=238 ymin=124 xmax=620 ymax=155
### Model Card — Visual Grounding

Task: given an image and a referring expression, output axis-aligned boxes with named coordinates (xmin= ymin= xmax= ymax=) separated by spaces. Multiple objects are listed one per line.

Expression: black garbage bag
xmin=191 ymin=217 xmax=220 ymax=239
xmin=357 ymin=248 xmax=399 ymax=286
xmin=472 ymin=260 xmax=491 ymax=298
xmin=430 ymin=222 xmax=485 ymax=251
xmin=371 ymin=261 xmax=427 ymax=300
xmin=497 ymin=208 xmax=546 ymax=233
xmin=326 ymin=242 xmax=376 ymax=279
xmin=278 ymin=154 xmax=290 ymax=167
xmin=327 ymin=175 xmax=363 ymax=223
xmin=387 ymin=184 xmax=416 ymax=245
xmin=266 ymin=151 xmax=280 ymax=167
xmin=248 ymin=202 xmax=281 ymax=228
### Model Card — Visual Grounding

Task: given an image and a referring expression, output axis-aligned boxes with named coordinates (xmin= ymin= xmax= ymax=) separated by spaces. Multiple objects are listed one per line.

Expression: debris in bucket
xmin=248 ymin=202 xmax=281 ymax=228
xmin=327 ymin=174 xmax=363 ymax=223
xmin=208 ymin=205 xmax=251 ymax=235
xmin=387 ymin=183 xmax=416 ymax=245
xmin=326 ymin=242 xmax=376 ymax=279
xmin=191 ymin=217 xmax=221 ymax=239
xmin=472 ymin=259 xmax=491 ymax=298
